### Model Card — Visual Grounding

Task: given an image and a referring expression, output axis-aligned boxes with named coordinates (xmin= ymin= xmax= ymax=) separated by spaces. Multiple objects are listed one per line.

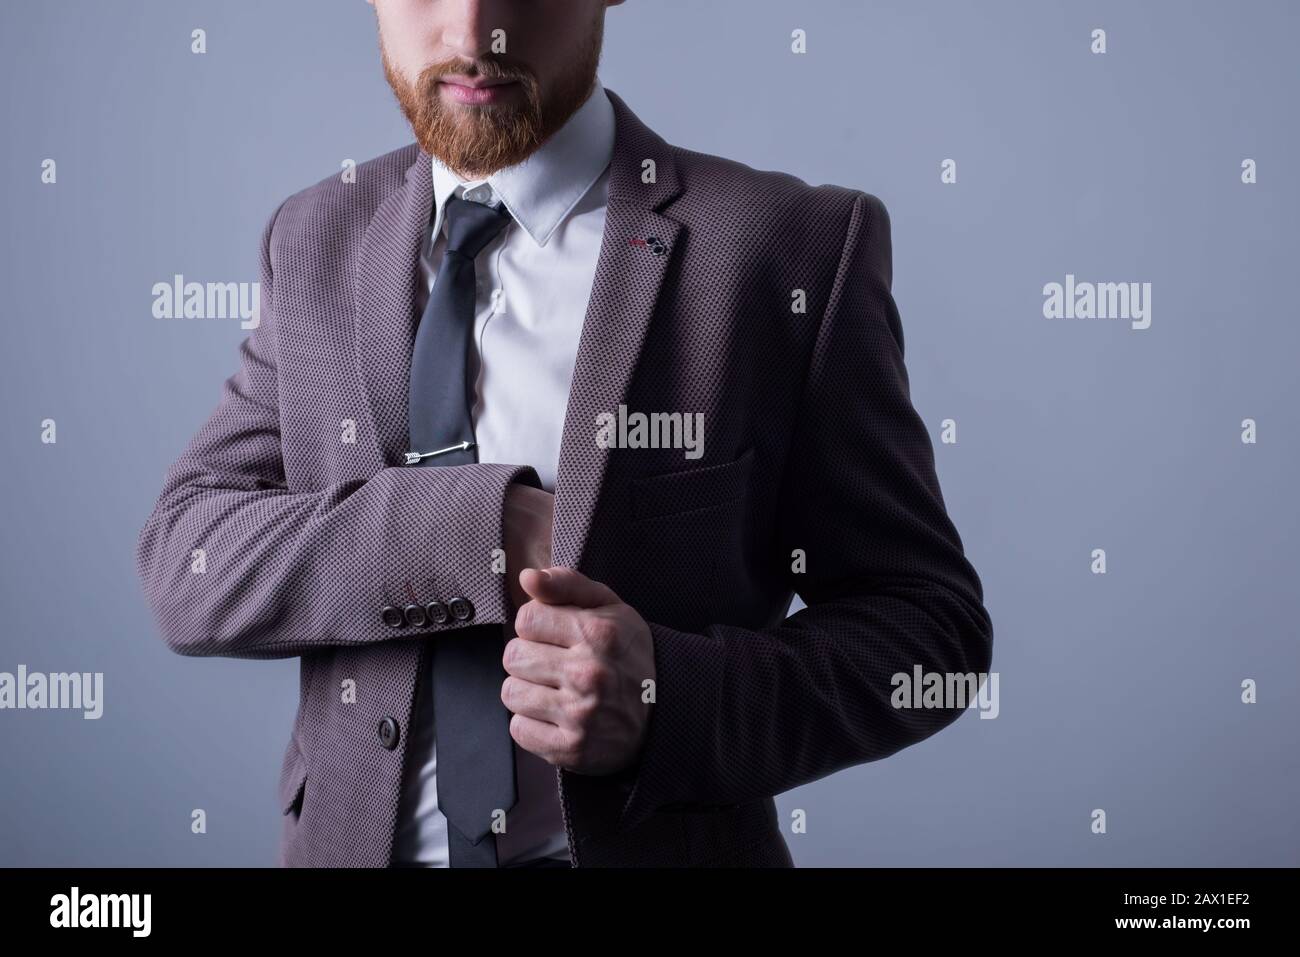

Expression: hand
xmin=502 ymin=483 xmax=553 ymax=611
xmin=501 ymin=567 xmax=656 ymax=776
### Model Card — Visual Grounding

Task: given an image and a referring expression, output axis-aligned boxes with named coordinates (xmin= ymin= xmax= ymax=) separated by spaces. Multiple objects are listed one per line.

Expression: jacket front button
xmin=380 ymin=606 xmax=405 ymax=628
xmin=377 ymin=717 xmax=400 ymax=750
xmin=449 ymin=597 xmax=474 ymax=622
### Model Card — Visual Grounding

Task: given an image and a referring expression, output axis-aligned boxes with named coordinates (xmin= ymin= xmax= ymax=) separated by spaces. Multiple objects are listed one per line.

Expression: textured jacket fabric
xmin=135 ymin=88 xmax=994 ymax=867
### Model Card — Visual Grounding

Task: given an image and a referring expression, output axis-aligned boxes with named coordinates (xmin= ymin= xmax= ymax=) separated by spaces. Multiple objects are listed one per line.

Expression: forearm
xmin=617 ymin=579 xmax=992 ymax=828
xmin=136 ymin=460 xmax=538 ymax=660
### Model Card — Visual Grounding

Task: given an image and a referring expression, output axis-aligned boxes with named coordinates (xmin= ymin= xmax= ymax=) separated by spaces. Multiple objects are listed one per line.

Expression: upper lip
xmin=439 ymin=75 xmax=517 ymax=89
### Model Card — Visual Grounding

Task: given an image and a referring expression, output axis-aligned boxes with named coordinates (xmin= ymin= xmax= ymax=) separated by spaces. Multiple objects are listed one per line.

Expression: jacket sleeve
xmin=135 ymin=204 xmax=539 ymax=660
xmin=617 ymin=191 xmax=994 ymax=829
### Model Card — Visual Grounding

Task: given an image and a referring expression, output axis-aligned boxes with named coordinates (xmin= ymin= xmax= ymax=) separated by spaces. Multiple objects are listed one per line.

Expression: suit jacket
xmin=136 ymin=88 xmax=994 ymax=867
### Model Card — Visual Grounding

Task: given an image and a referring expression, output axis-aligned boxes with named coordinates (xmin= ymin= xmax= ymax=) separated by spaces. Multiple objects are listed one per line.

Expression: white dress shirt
xmin=391 ymin=78 xmax=616 ymax=866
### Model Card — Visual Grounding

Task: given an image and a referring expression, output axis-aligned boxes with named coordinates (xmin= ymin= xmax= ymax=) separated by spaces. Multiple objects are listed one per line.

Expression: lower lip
xmin=440 ymin=81 xmax=518 ymax=105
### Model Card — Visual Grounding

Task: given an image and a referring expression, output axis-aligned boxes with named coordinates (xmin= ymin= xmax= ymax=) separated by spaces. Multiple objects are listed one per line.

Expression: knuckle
xmin=578 ymin=615 xmax=613 ymax=647
xmin=509 ymin=713 xmax=531 ymax=749
xmin=502 ymin=637 xmax=525 ymax=670
xmin=567 ymin=659 xmax=605 ymax=695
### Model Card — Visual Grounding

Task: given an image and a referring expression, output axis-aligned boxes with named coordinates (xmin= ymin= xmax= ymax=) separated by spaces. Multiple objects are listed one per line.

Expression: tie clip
xmin=404 ymin=441 xmax=474 ymax=465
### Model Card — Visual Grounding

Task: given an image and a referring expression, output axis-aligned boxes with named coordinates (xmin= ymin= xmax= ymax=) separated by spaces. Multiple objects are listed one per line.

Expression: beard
xmin=381 ymin=15 xmax=604 ymax=178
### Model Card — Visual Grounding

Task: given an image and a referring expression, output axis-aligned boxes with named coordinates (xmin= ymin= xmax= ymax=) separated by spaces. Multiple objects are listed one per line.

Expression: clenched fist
xmin=502 ymin=567 xmax=656 ymax=776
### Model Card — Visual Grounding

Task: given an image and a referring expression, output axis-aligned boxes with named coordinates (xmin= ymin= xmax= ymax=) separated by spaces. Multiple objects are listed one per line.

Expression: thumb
xmin=519 ymin=566 xmax=620 ymax=608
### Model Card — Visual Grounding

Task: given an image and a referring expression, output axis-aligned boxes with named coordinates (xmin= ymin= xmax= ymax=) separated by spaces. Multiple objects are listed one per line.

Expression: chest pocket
xmin=630 ymin=447 xmax=754 ymax=521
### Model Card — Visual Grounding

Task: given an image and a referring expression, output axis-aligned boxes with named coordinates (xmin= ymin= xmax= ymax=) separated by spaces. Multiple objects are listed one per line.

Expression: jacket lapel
xmin=354 ymin=146 xmax=431 ymax=465
xmin=552 ymin=89 xmax=684 ymax=571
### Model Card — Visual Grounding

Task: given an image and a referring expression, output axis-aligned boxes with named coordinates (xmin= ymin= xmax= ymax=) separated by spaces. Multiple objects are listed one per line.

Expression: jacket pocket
xmin=279 ymin=736 xmax=308 ymax=817
xmin=631 ymin=447 xmax=755 ymax=521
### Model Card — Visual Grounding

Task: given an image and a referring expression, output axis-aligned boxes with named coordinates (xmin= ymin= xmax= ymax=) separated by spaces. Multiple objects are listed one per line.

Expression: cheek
xmin=378 ymin=7 xmax=439 ymax=73
xmin=522 ymin=7 xmax=591 ymax=68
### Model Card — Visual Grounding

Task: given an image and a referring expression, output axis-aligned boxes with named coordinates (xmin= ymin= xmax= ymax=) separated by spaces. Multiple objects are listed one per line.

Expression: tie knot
xmin=443 ymin=194 xmax=512 ymax=259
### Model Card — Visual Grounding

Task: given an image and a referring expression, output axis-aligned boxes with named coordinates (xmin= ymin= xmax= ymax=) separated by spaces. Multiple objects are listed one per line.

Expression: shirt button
xmin=490 ymin=289 xmax=505 ymax=313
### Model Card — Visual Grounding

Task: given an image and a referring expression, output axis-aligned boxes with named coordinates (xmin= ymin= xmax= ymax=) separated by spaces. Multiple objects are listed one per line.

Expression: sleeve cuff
xmin=616 ymin=621 xmax=726 ymax=830
xmin=371 ymin=462 xmax=541 ymax=634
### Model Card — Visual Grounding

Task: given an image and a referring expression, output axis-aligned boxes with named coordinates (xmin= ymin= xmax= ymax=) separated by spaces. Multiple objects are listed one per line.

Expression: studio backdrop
xmin=0 ymin=0 xmax=1296 ymax=866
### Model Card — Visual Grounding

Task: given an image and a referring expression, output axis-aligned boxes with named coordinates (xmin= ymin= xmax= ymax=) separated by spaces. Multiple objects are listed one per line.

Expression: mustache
xmin=418 ymin=56 xmax=535 ymax=88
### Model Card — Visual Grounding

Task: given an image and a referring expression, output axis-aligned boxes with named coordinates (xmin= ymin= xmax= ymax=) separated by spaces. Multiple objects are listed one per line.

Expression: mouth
xmin=437 ymin=75 xmax=521 ymax=105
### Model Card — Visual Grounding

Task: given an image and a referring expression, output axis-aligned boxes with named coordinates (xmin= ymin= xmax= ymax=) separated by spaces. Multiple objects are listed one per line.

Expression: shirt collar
xmin=429 ymin=76 xmax=615 ymax=249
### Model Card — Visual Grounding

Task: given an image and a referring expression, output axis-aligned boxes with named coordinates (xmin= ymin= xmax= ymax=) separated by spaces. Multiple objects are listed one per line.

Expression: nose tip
xmin=440 ymin=15 xmax=497 ymax=62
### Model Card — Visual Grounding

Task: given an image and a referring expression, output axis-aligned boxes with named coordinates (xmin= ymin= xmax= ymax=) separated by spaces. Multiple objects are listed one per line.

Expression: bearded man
xmin=136 ymin=0 xmax=993 ymax=868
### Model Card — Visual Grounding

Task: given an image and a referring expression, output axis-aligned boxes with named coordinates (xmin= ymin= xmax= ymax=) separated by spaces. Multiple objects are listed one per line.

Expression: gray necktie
xmin=408 ymin=195 xmax=512 ymax=465
xmin=409 ymin=193 xmax=516 ymax=867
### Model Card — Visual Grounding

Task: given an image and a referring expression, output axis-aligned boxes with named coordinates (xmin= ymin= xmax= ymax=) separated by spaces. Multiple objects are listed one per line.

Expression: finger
xmin=513 ymin=599 xmax=584 ymax=649
xmin=501 ymin=636 xmax=564 ymax=688
xmin=520 ymin=566 xmax=621 ymax=609
xmin=508 ymin=713 xmax=569 ymax=766
xmin=501 ymin=675 xmax=565 ymax=724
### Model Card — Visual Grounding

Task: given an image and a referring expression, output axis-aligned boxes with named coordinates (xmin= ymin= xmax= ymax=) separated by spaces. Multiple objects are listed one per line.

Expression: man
xmin=136 ymin=0 xmax=994 ymax=868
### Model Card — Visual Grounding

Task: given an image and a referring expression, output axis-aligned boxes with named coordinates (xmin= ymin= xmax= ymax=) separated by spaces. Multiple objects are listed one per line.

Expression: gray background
xmin=1 ymin=0 xmax=1296 ymax=867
